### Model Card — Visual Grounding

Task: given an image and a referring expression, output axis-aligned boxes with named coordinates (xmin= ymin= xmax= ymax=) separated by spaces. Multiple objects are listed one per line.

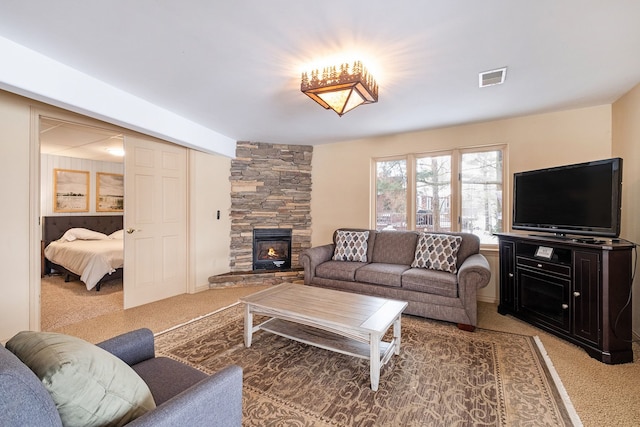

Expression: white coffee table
xmin=239 ymin=283 xmax=408 ymax=391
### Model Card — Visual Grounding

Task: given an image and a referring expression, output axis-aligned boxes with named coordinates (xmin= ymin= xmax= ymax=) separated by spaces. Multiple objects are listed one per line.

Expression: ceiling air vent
xmin=479 ymin=67 xmax=507 ymax=88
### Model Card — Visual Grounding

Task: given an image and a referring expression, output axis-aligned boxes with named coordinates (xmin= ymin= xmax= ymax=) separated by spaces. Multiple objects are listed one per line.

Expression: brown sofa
xmin=299 ymin=229 xmax=491 ymax=330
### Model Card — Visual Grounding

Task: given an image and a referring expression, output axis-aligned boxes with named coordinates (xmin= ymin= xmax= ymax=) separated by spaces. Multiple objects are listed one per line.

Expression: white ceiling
xmin=40 ymin=118 xmax=124 ymax=163
xmin=2 ymin=1 xmax=640 ymax=159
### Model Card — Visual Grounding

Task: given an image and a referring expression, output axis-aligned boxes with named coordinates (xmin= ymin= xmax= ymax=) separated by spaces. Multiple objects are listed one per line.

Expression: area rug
xmin=41 ymin=274 xmax=123 ymax=331
xmin=155 ymin=303 xmax=579 ymax=426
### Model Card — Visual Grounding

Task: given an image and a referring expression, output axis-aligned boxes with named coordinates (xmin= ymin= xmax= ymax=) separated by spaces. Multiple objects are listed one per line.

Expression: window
xmin=374 ymin=146 xmax=504 ymax=244
xmin=375 ymin=159 xmax=407 ymax=231
xmin=460 ymin=150 xmax=503 ymax=244
xmin=415 ymin=155 xmax=451 ymax=233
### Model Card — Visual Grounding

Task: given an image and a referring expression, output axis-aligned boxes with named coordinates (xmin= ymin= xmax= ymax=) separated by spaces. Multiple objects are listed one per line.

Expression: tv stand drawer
xmin=516 ymin=256 xmax=571 ymax=277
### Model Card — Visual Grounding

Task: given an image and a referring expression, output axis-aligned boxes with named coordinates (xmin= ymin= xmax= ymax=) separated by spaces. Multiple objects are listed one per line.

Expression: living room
xmin=1 ymin=2 xmax=640 ymax=425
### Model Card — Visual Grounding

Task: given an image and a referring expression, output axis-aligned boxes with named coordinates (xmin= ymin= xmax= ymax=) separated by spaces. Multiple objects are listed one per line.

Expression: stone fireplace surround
xmin=209 ymin=141 xmax=312 ymax=288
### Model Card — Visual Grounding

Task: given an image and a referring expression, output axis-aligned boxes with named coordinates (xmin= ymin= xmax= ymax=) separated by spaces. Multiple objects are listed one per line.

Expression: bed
xmin=43 ymin=215 xmax=124 ymax=291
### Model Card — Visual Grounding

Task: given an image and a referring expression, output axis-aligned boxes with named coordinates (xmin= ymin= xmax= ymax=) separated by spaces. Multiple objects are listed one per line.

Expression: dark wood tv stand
xmin=496 ymin=232 xmax=634 ymax=364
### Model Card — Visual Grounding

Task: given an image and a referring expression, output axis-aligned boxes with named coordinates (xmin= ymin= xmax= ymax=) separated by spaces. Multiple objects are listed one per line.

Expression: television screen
xmin=512 ymin=158 xmax=622 ymax=237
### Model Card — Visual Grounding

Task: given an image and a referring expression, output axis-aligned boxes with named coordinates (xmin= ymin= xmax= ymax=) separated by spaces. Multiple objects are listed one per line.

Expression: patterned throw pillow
xmin=332 ymin=230 xmax=370 ymax=262
xmin=411 ymin=233 xmax=463 ymax=273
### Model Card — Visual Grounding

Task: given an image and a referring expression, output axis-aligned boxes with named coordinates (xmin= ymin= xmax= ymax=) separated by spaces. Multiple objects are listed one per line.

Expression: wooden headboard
xmin=43 ymin=215 xmax=124 ymax=246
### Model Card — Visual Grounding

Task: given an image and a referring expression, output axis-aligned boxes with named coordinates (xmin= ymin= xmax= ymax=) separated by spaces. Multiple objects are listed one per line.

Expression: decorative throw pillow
xmin=6 ymin=331 xmax=156 ymax=427
xmin=109 ymin=229 xmax=124 ymax=240
xmin=411 ymin=233 xmax=463 ymax=273
xmin=332 ymin=230 xmax=370 ymax=262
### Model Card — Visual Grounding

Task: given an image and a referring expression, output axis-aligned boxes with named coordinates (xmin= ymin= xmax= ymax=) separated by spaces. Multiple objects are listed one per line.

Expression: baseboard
xmin=193 ymin=284 xmax=211 ymax=293
xmin=477 ymin=295 xmax=498 ymax=304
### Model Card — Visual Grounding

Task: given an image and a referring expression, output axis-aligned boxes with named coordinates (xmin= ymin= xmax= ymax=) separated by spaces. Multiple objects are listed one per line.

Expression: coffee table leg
xmin=393 ymin=315 xmax=402 ymax=355
xmin=370 ymin=334 xmax=380 ymax=391
xmin=244 ymin=304 xmax=253 ymax=348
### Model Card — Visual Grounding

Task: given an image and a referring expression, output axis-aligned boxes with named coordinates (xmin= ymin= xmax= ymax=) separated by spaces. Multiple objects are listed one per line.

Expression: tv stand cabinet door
xmin=573 ymin=250 xmax=600 ymax=346
xmin=498 ymin=240 xmax=517 ymax=314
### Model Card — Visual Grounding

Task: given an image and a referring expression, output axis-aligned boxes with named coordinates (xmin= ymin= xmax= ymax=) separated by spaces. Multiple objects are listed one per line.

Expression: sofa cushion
xmin=332 ymin=230 xmax=370 ymax=262
xmin=132 ymin=357 xmax=208 ymax=405
xmin=411 ymin=233 xmax=462 ymax=273
xmin=316 ymin=260 xmax=366 ymax=281
xmin=371 ymin=231 xmax=419 ymax=265
xmin=402 ymin=268 xmax=458 ymax=298
xmin=355 ymin=263 xmax=410 ymax=287
xmin=6 ymin=331 xmax=156 ymax=427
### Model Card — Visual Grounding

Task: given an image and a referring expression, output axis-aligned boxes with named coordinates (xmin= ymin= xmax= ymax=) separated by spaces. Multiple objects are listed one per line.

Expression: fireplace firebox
xmin=253 ymin=228 xmax=292 ymax=270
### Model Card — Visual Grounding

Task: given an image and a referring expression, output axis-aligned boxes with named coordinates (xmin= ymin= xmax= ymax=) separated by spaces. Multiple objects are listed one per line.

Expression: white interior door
xmin=123 ymin=135 xmax=187 ymax=308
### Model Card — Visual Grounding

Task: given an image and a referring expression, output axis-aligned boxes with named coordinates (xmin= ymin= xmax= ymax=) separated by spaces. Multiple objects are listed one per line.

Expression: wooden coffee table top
xmin=240 ymin=283 xmax=408 ymax=334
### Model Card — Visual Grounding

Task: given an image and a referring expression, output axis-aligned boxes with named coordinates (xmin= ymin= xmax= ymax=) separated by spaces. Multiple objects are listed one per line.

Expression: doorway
xmin=39 ymin=116 xmax=125 ymax=330
xmin=36 ymin=112 xmax=189 ymax=330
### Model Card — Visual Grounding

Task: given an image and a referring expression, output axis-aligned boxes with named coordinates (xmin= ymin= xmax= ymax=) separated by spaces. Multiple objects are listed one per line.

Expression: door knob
xmin=561 ymin=304 xmax=569 ymax=310
xmin=573 ymin=291 xmax=581 ymax=297
xmin=126 ymin=228 xmax=139 ymax=234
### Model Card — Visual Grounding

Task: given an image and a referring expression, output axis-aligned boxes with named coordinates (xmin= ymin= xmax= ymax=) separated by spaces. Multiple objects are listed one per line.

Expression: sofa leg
xmin=457 ymin=323 xmax=475 ymax=332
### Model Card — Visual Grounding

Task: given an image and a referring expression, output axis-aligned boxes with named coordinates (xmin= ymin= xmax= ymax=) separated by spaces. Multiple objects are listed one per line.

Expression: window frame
xmin=372 ymin=144 xmax=507 ymax=248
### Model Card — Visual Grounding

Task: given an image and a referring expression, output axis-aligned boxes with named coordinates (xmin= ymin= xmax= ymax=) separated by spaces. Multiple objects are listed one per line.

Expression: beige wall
xmin=0 ymin=92 xmax=32 ymax=342
xmin=311 ymin=105 xmax=613 ymax=303
xmin=612 ymin=82 xmax=640 ymax=334
xmin=190 ymin=150 xmax=232 ymax=289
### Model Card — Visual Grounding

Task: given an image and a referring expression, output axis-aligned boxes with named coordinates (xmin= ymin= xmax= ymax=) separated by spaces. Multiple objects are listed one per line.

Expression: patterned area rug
xmin=155 ymin=303 xmax=577 ymax=426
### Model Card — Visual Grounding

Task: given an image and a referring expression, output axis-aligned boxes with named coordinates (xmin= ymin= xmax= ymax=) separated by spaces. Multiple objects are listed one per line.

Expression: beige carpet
xmin=155 ymin=303 xmax=578 ymax=426
xmin=40 ymin=274 xmax=123 ymax=331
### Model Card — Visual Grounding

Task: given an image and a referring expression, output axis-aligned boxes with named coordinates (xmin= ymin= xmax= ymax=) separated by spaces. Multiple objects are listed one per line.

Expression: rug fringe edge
xmin=533 ymin=336 xmax=583 ymax=427
xmin=154 ymin=301 xmax=240 ymax=336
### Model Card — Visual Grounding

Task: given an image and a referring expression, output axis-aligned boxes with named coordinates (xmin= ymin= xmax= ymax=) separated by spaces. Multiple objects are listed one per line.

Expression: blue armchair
xmin=0 ymin=328 xmax=242 ymax=426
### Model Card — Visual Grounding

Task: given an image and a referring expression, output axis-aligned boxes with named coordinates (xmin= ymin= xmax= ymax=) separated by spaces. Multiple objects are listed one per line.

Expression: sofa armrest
xmin=127 ymin=365 xmax=243 ymax=427
xmin=457 ymin=253 xmax=491 ymax=291
xmin=96 ymin=328 xmax=155 ymax=366
xmin=299 ymin=244 xmax=335 ymax=284
xmin=456 ymin=253 xmax=491 ymax=327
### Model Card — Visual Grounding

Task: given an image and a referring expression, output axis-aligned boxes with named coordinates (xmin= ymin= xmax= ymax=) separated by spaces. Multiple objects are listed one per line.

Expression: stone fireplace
xmin=227 ymin=141 xmax=312 ymax=274
xmin=253 ymin=228 xmax=292 ymax=270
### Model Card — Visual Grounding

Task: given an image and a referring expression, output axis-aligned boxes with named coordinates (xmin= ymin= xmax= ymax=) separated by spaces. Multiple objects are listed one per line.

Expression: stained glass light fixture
xmin=301 ymin=61 xmax=378 ymax=116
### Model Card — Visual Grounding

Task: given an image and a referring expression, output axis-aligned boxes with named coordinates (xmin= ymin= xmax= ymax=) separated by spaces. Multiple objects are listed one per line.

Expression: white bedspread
xmin=44 ymin=239 xmax=124 ymax=290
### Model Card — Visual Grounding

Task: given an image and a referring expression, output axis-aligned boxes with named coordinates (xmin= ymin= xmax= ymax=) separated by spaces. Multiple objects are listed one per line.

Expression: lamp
xmin=301 ymin=61 xmax=378 ymax=116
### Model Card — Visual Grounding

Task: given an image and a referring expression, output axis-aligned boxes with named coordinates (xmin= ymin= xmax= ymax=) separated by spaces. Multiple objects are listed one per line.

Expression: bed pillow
xmin=6 ymin=331 xmax=156 ymax=427
xmin=109 ymin=229 xmax=124 ymax=240
xmin=60 ymin=228 xmax=109 ymax=242
xmin=332 ymin=230 xmax=369 ymax=262
xmin=411 ymin=233 xmax=463 ymax=273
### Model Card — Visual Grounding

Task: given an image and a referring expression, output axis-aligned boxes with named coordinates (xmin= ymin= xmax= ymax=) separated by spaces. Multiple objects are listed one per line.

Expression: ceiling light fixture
xmin=106 ymin=147 xmax=125 ymax=157
xmin=301 ymin=61 xmax=378 ymax=116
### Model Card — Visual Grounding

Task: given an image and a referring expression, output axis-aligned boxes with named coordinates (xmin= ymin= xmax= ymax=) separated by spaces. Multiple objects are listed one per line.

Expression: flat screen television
xmin=512 ymin=158 xmax=622 ymax=238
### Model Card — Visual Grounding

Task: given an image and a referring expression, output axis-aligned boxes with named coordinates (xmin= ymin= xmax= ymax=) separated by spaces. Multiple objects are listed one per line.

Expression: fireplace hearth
xmin=253 ymin=228 xmax=292 ymax=270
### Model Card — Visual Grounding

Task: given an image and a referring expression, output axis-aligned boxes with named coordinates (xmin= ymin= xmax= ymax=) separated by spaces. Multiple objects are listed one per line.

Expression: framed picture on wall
xmin=96 ymin=172 xmax=124 ymax=212
xmin=54 ymin=169 xmax=90 ymax=212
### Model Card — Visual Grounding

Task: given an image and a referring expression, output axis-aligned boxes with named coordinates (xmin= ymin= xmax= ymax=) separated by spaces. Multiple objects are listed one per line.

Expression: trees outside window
xmin=375 ymin=159 xmax=407 ymax=231
xmin=374 ymin=146 xmax=504 ymax=244
xmin=460 ymin=150 xmax=503 ymax=244
xmin=416 ymin=155 xmax=451 ymax=232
